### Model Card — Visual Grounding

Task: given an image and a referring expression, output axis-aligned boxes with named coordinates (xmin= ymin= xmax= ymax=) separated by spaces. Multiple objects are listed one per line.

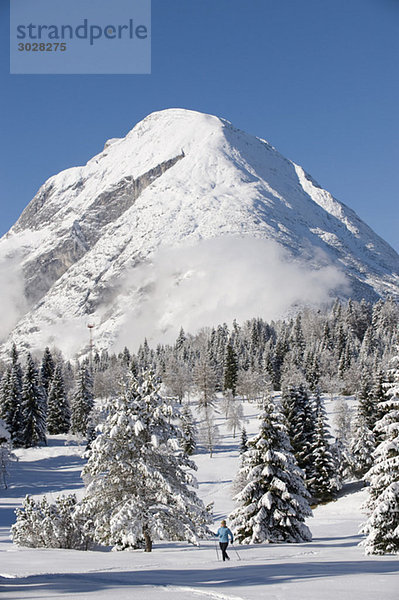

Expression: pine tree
xmin=62 ymin=360 xmax=75 ymax=397
xmin=79 ymin=370 xmax=210 ymax=551
xmin=121 ymin=347 xmax=131 ymax=368
xmin=310 ymin=396 xmax=340 ymax=503
xmin=304 ymin=350 xmax=321 ymax=393
xmin=360 ymin=353 xmax=399 ymax=554
xmin=359 ymin=325 xmax=375 ymax=360
xmin=20 ymin=354 xmax=47 ymax=448
xmin=239 ymin=427 xmax=248 ymax=455
xmin=334 ymin=398 xmax=353 ymax=445
xmin=47 ymin=365 xmax=71 ymax=435
xmin=175 ymin=327 xmax=186 ymax=353
xmin=281 ymin=384 xmax=315 ymax=487
xmin=71 ymin=366 xmax=94 ymax=436
xmin=224 ymin=342 xmax=238 ymax=395
xmin=0 ymin=346 xmax=23 ymax=446
xmin=357 ymin=369 xmax=377 ymax=430
xmin=229 ymin=397 xmax=312 ymax=544
xmin=0 ymin=419 xmax=16 ymax=489
xmin=321 ymin=321 xmax=333 ymax=352
xmin=349 ymin=414 xmax=375 ymax=479
xmin=291 ymin=314 xmax=306 ymax=367
xmin=338 ymin=340 xmax=352 ymax=377
xmin=180 ymin=404 xmax=197 ymax=456
xmin=40 ymin=347 xmax=55 ymax=397
xmin=372 ymin=368 xmax=387 ymax=445
xmin=269 ymin=325 xmax=289 ymax=390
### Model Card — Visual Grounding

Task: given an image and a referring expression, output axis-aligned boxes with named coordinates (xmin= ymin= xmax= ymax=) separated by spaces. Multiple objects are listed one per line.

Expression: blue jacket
xmin=216 ymin=526 xmax=233 ymax=543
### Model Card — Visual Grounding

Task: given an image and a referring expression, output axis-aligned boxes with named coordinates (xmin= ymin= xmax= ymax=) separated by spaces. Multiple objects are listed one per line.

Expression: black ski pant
xmin=219 ymin=542 xmax=230 ymax=561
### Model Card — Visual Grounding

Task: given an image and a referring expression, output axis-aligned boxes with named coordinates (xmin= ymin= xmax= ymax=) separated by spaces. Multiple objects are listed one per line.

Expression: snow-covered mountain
xmin=0 ymin=108 xmax=398 ymax=356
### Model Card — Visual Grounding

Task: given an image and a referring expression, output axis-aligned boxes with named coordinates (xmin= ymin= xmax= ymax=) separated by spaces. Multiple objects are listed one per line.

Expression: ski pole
xmin=214 ymin=539 xmax=220 ymax=561
xmin=231 ymin=543 xmax=241 ymax=561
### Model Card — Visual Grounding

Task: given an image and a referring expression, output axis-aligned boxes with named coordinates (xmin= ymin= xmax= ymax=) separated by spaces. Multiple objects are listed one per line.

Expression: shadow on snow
xmin=1 ymin=560 xmax=398 ymax=595
xmin=0 ymin=451 xmax=85 ymax=529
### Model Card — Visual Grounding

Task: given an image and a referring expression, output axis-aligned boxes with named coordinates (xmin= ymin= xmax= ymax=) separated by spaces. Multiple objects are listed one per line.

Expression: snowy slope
xmin=1 ymin=109 xmax=398 ymax=357
xmin=1 ymin=397 xmax=398 ymax=600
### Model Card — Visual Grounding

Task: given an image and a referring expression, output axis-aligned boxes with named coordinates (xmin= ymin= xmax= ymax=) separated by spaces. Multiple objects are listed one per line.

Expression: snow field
xmin=0 ymin=396 xmax=398 ymax=599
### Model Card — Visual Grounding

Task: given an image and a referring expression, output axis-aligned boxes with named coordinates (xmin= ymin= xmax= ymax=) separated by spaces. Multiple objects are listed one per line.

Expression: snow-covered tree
xmin=224 ymin=342 xmax=238 ymax=395
xmin=79 ymin=370 xmax=210 ymax=551
xmin=120 ymin=346 xmax=131 ymax=368
xmin=239 ymin=427 xmax=248 ymax=455
xmin=0 ymin=345 xmax=23 ymax=446
xmin=304 ymin=349 xmax=321 ymax=393
xmin=40 ymin=347 xmax=55 ymax=397
xmin=175 ymin=327 xmax=187 ymax=353
xmin=180 ymin=404 xmax=197 ymax=456
xmin=372 ymin=368 xmax=389 ymax=445
xmin=47 ymin=365 xmax=71 ymax=435
xmin=20 ymin=354 xmax=47 ymax=448
xmin=226 ymin=398 xmax=245 ymax=438
xmin=62 ymin=360 xmax=76 ymax=397
xmin=310 ymin=396 xmax=340 ymax=503
xmin=193 ymin=354 xmax=217 ymax=409
xmin=220 ymin=388 xmax=234 ymax=418
xmin=198 ymin=406 xmax=220 ymax=458
xmin=333 ymin=398 xmax=353 ymax=450
xmin=236 ymin=368 xmax=269 ymax=404
xmin=11 ymin=494 xmax=93 ymax=550
xmin=360 ymin=353 xmax=399 ymax=555
xmin=357 ymin=369 xmax=377 ymax=431
xmin=280 ymin=353 xmax=307 ymax=392
xmin=281 ymin=384 xmax=315 ymax=487
xmin=0 ymin=419 xmax=16 ymax=489
xmin=163 ymin=357 xmax=191 ymax=404
xmin=229 ymin=397 xmax=312 ymax=544
xmin=349 ymin=414 xmax=375 ymax=479
xmin=93 ymin=363 xmax=129 ymax=400
xmin=71 ymin=366 xmax=94 ymax=436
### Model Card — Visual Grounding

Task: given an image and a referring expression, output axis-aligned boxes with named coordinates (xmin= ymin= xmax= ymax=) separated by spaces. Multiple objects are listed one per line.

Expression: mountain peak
xmin=0 ymin=109 xmax=398 ymax=357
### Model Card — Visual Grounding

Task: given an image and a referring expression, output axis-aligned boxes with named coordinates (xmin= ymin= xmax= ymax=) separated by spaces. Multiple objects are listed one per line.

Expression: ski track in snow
xmin=1 ymin=397 xmax=399 ymax=600
xmin=161 ymin=586 xmax=247 ymax=600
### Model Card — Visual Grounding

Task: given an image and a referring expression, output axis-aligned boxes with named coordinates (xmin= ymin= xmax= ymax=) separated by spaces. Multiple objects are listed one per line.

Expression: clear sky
xmin=1 ymin=0 xmax=398 ymax=251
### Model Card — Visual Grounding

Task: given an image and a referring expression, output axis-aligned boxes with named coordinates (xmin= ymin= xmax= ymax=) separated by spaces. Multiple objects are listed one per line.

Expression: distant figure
xmin=216 ymin=519 xmax=234 ymax=561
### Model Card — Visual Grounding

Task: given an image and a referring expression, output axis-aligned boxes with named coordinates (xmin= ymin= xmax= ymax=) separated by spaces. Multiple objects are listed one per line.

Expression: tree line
xmin=0 ymin=296 xmax=398 ymax=555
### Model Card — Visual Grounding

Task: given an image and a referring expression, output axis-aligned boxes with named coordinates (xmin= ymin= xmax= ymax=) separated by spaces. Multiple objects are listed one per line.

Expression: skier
xmin=216 ymin=519 xmax=234 ymax=561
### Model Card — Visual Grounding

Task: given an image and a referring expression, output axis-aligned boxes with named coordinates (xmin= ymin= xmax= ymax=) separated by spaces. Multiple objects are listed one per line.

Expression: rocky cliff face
xmin=15 ymin=151 xmax=185 ymax=304
xmin=0 ymin=108 xmax=398 ymax=357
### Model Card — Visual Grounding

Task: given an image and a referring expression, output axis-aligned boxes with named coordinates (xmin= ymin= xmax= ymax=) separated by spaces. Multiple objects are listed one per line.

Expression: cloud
xmin=0 ymin=236 xmax=349 ymax=358
xmin=0 ymin=254 xmax=28 ymax=342
xmin=114 ymin=236 xmax=349 ymax=350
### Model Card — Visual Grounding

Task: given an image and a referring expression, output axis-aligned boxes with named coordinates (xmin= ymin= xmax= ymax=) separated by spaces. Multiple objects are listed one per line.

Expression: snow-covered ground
xmin=1 ymin=398 xmax=398 ymax=599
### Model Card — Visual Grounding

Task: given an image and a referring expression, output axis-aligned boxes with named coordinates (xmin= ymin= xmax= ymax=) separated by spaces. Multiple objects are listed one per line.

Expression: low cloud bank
xmin=0 ymin=254 xmax=27 ymax=343
xmin=0 ymin=236 xmax=349 ymax=359
xmin=115 ymin=236 xmax=349 ymax=349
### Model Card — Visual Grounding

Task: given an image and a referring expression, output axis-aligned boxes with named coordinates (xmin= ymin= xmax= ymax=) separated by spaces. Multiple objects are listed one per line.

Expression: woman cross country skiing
xmin=216 ymin=519 xmax=234 ymax=561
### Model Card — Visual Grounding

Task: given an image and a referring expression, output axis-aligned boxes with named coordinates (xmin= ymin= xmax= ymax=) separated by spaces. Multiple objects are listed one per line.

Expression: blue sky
xmin=1 ymin=0 xmax=398 ymax=251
